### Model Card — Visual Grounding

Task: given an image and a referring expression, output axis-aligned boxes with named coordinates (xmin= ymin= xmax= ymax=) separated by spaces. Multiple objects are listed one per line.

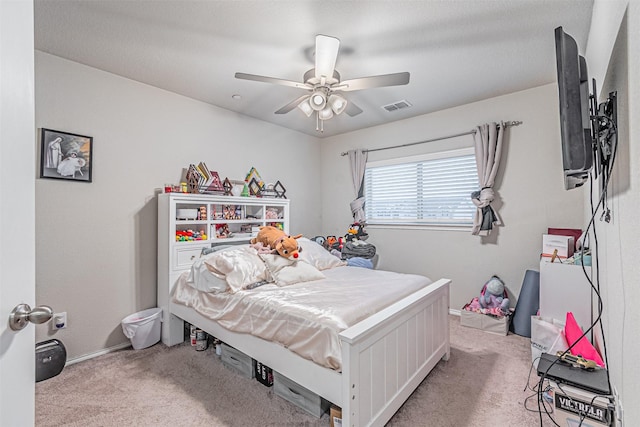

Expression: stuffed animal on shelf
xmin=478 ymin=275 xmax=510 ymax=314
xmin=250 ymin=226 xmax=302 ymax=259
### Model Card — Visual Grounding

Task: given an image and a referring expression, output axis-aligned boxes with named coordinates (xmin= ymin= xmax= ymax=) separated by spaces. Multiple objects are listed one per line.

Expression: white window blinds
xmin=364 ymin=148 xmax=479 ymax=227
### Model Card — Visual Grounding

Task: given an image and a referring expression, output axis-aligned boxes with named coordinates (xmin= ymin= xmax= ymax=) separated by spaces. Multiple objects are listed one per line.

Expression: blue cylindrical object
xmin=510 ymin=269 xmax=540 ymax=337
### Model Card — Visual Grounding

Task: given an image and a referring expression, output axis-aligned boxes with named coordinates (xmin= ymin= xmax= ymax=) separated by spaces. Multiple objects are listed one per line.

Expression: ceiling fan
xmin=235 ymin=35 xmax=410 ymax=132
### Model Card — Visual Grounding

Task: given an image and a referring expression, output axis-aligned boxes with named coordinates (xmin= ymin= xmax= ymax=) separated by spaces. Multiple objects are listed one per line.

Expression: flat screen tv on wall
xmin=554 ymin=26 xmax=593 ymax=190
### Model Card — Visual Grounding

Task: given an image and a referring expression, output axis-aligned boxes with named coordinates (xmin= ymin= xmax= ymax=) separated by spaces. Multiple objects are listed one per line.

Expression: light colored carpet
xmin=36 ymin=316 xmax=553 ymax=426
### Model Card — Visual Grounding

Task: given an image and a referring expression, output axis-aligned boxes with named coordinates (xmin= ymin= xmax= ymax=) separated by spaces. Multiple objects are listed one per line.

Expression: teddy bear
xmin=478 ymin=275 xmax=510 ymax=314
xmin=250 ymin=226 xmax=302 ymax=259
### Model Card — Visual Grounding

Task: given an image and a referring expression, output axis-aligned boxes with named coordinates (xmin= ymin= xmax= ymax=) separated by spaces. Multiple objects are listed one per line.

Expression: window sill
xmin=366 ymin=223 xmax=472 ymax=232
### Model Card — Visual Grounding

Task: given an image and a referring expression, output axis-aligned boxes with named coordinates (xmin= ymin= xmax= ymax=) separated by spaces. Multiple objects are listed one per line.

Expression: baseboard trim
xmin=66 ymin=342 xmax=132 ymax=366
xmin=449 ymin=308 xmax=461 ymax=316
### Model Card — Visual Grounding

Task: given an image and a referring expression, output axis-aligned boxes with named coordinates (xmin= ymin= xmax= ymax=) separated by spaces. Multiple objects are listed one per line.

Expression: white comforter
xmin=172 ymin=266 xmax=432 ymax=370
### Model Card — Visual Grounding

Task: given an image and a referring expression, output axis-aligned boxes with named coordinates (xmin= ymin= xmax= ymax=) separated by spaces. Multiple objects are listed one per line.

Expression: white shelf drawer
xmin=173 ymin=245 xmax=206 ymax=270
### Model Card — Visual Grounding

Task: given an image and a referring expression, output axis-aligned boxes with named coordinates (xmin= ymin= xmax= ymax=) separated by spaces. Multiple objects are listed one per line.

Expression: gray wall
xmin=319 ymin=83 xmax=584 ymax=311
xmin=35 ymin=52 xmax=322 ymax=359
xmin=589 ymin=5 xmax=639 ymax=421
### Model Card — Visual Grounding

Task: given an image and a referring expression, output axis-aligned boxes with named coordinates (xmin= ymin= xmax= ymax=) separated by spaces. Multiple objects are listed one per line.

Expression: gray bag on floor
xmin=510 ymin=269 xmax=540 ymax=337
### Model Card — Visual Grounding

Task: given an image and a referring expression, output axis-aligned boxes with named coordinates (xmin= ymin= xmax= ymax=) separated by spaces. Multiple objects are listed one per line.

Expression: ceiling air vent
xmin=382 ymin=100 xmax=412 ymax=112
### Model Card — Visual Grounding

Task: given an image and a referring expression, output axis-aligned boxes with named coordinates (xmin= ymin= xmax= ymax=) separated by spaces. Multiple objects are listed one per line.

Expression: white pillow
xmin=204 ymin=246 xmax=269 ymax=292
xmin=260 ymin=254 xmax=325 ymax=287
xmin=186 ymin=258 xmax=229 ymax=293
xmin=298 ymin=237 xmax=346 ymax=270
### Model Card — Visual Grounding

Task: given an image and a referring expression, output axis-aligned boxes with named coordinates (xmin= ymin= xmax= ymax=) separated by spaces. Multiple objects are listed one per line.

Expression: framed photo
xmin=40 ymin=128 xmax=93 ymax=182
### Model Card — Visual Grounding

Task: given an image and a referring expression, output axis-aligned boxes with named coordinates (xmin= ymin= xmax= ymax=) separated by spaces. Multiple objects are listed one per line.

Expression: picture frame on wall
xmin=40 ymin=128 xmax=93 ymax=182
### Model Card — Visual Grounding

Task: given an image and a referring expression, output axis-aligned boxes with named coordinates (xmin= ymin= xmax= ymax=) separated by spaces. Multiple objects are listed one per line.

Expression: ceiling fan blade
xmin=315 ymin=35 xmax=340 ymax=81
xmin=235 ymin=72 xmax=311 ymax=90
xmin=345 ymin=101 xmax=363 ymax=117
xmin=338 ymin=72 xmax=410 ymax=92
xmin=275 ymin=95 xmax=310 ymax=114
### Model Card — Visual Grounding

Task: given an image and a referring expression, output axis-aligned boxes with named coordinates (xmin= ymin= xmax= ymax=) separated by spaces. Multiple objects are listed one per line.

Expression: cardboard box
xmin=542 ymin=234 xmax=575 ymax=258
xmin=330 ymin=405 xmax=342 ymax=427
xmin=548 ymin=227 xmax=582 ymax=251
xmin=460 ymin=307 xmax=511 ymax=335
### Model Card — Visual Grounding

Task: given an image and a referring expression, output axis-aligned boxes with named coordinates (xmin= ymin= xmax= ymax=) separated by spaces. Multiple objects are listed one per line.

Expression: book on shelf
xmin=198 ymin=162 xmax=214 ymax=187
xmin=187 ymin=162 xmax=224 ymax=193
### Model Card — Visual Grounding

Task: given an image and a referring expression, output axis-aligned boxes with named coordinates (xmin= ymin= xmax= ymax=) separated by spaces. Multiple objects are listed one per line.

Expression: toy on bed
xmin=326 ymin=235 xmax=342 ymax=251
xmin=250 ymin=226 xmax=303 ymax=259
xmin=310 ymin=235 xmax=328 ymax=249
xmin=345 ymin=222 xmax=369 ymax=242
xmin=464 ymin=275 xmax=510 ymax=316
xmin=341 ymin=222 xmax=375 ymax=261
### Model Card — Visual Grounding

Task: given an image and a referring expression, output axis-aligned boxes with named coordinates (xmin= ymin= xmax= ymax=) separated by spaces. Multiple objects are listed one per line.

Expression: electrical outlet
xmin=53 ymin=312 xmax=67 ymax=329
xmin=614 ymin=386 xmax=623 ymax=426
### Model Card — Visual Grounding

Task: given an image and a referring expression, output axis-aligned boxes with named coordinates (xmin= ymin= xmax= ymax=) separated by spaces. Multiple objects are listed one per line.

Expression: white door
xmin=0 ymin=1 xmax=36 ymax=426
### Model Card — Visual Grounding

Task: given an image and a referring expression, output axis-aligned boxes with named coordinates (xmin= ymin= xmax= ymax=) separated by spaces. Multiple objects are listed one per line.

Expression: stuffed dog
xmin=251 ymin=226 xmax=302 ymax=259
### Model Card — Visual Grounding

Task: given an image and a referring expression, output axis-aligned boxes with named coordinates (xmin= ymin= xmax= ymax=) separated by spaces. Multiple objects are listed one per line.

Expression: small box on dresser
xmin=220 ymin=343 xmax=254 ymax=379
xmin=273 ymin=371 xmax=330 ymax=418
xmin=542 ymin=234 xmax=575 ymax=258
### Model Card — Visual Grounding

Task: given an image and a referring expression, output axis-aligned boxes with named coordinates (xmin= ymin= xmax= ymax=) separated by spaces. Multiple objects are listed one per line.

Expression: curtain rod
xmin=340 ymin=120 xmax=523 ymax=156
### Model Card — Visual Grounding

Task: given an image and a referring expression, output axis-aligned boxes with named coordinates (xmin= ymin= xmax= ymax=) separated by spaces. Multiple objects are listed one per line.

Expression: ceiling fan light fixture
xmin=297 ymin=98 xmax=313 ymax=117
xmin=328 ymin=94 xmax=347 ymax=115
xmin=318 ymin=106 xmax=334 ymax=121
xmin=309 ymin=91 xmax=327 ymax=111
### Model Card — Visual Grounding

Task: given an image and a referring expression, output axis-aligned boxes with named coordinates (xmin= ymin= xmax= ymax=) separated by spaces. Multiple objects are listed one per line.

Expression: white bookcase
xmin=157 ymin=192 xmax=290 ymax=345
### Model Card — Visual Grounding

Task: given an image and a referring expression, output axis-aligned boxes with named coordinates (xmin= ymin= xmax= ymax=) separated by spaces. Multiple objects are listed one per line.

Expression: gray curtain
xmin=471 ymin=122 xmax=504 ymax=236
xmin=348 ymin=149 xmax=368 ymax=223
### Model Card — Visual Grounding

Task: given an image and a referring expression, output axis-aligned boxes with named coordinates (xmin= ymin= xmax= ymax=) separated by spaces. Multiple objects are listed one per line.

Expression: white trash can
xmin=121 ymin=307 xmax=162 ymax=350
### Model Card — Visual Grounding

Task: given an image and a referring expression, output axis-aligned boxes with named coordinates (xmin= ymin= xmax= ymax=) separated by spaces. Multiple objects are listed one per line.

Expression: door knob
xmin=9 ymin=303 xmax=54 ymax=331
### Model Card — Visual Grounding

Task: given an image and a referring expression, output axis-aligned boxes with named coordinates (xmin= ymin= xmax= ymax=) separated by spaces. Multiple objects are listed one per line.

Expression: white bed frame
xmin=160 ymin=277 xmax=450 ymax=427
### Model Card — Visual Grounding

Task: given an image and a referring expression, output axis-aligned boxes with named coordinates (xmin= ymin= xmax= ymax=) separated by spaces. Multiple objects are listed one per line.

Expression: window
xmin=364 ymin=148 xmax=479 ymax=227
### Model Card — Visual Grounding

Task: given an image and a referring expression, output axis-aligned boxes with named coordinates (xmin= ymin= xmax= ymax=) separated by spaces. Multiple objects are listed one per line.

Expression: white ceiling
xmin=34 ymin=0 xmax=594 ymax=138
